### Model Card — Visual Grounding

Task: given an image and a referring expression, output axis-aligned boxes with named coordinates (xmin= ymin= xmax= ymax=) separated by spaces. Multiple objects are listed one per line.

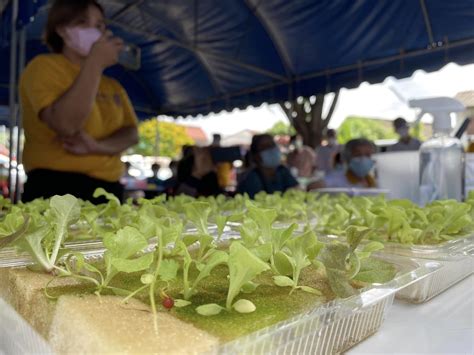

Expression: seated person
xmin=147 ymin=163 xmax=165 ymax=191
xmin=316 ymin=129 xmax=341 ymax=173
xmin=286 ymin=134 xmax=317 ymax=178
xmin=162 ymin=160 xmax=178 ymax=193
xmin=175 ymin=147 xmax=222 ymax=197
xmin=387 ymin=117 xmax=422 ymax=152
xmin=311 ymin=138 xmax=377 ymax=189
xmin=237 ymin=134 xmax=298 ymax=198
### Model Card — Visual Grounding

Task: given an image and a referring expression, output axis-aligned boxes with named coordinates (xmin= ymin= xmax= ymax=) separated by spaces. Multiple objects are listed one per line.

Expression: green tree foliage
xmin=267 ymin=121 xmax=296 ymax=136
xmin=337 ymin=116 xmax=398 ymax=144
xmin=130 ymin=119 xmax=195 ymax=158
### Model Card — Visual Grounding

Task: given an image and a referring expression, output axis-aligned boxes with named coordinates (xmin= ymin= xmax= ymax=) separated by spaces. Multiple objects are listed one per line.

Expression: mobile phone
xmin=119 ymin=44 xmax=141 ymax=71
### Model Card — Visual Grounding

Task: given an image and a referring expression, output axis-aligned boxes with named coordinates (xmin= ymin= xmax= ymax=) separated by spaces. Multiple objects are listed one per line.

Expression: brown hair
xmin=45 ymin=0 xmax=104 ymax=53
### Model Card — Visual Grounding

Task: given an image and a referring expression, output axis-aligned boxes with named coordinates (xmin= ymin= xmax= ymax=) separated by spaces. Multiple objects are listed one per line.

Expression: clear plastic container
xmin=322 ymin=234 xmax=474 ymax=304
xmin=215 ymin=254 xmax=440 ymax=354
xmin=377 ymin=236 xmax=473 ymax=303
xmin=314 ymin=187 xmax=390 ymax=197
xmin=419 ymin=133 xmax=464 ymax=205
xmin=0 ymin=254 xmax=440 ymax=354
xmin=373 ymin=151 xmax=419 ymax=202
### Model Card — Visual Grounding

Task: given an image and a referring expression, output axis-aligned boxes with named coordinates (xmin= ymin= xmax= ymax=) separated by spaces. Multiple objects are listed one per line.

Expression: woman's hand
xmin=61 ymin=126 xmax=138 ymax=156
xmin=61 ymin=131 xmax=102 ymax=155
xmin=87 ymin=31 xmax=124 ymax=70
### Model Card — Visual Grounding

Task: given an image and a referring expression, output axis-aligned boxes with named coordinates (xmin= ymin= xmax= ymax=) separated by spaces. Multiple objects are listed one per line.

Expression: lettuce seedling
xmin=12 ymin=195 xmax=80 ymax=273
xmin=272 ymin=229 xmax=323 ymax=294
xmin=225 ymin=242 xmax=270 ymax=310
xmin=319 ymin=226 xmax=395 ymax=298
xmin=184 ymin=201 xmax=212 ymax=235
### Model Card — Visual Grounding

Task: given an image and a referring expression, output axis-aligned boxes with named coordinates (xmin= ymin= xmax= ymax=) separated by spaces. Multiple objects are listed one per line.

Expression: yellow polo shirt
xmin=20 ymin=54 xmax=138 ymax=182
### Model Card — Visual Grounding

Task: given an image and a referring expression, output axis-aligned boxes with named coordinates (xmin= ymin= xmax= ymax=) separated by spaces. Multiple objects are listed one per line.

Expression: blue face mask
xmin=349 ymin=157 xmax=374 ymax=178
xmin=260 ymin=147 xmax=281 ymax=168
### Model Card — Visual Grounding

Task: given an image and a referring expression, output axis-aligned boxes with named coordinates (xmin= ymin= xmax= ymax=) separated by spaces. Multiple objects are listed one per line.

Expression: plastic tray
xmin=313 ymin=188 xmax=390 ymax=197
xmin=0 ymin=253 xmax=439 ymax=355
xmin=384 ymin=235 xmax=473 ymax=303
xmin=215 ymin=254 xmax=440 ymax=354
xmin=323 ymin=234 xmax=474 ymax=304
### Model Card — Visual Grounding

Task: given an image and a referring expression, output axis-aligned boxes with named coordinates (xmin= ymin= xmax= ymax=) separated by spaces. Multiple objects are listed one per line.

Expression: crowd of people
xmin=130 ymin=116 xmax=421 ymax=200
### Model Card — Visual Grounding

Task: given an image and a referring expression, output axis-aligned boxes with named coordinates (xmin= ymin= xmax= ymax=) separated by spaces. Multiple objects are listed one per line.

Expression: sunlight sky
xmin=168 ymin=63 xmax=474 ymax=140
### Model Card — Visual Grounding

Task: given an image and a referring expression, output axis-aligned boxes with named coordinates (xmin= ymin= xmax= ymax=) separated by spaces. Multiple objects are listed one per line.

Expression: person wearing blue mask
xmin=321 ymin=138 xmax=377 ymax=188
xmin=237 ymin=134 xmax=298 ymax=198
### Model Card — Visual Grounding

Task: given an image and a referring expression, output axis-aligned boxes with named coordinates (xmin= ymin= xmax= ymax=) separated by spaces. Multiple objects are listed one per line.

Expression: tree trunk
xmin=280 ymin=91 xmax=340 ymax=149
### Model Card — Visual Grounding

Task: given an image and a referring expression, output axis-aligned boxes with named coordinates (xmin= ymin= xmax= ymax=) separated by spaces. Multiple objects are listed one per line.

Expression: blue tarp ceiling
xmin=1 ymin=0 xmax=474 ymax=119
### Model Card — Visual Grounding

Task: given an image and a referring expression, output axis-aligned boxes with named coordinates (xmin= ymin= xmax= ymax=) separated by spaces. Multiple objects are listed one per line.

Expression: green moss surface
xmin=108 ymin=264 xmax=336 ymax=342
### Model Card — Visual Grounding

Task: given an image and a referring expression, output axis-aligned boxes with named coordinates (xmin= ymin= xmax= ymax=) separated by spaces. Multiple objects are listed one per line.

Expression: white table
xmin=348 ymin=275 xmax=474 ymax=355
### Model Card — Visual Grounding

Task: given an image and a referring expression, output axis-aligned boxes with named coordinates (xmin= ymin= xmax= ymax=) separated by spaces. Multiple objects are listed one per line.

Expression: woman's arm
xmin=40 ymin=32 xmax=123 ymax=137
xmin=61 ymin=126 xmax=138 ymax=156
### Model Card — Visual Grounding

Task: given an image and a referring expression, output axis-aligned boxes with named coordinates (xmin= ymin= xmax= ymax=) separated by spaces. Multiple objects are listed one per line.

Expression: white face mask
xmin=397 ymin=127 xmax=410 ymax=139
xmin=64 ymin=27 xmax=102 ymax=56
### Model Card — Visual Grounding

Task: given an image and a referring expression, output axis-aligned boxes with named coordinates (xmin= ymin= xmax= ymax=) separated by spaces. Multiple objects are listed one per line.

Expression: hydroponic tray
xmin=323 ymin=234 xmax=474 ymax=304
xmin=0 ymin=254 xmax=440 ymax=355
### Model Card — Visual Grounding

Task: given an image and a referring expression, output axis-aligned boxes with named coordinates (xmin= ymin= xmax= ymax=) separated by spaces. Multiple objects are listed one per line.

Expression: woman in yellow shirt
xmin=20 ymin=0 xmax=138 ymax=202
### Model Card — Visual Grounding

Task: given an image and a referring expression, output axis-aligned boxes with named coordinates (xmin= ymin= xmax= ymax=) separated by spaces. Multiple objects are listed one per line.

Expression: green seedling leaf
xmin=49 ymin=195 xmax=81 ymax=265
xmin=174 ymin=299 xmax=192 ymax=308
xmin=239 ymin=219 xmax=260 ymax=247
xmin=185 ymin=202 xmax=211 ymax=235
xmin=246 ymin=202 xmax=277 ymax=241
xmin=298 ymin=286 xmax=323 ymax=295
xmin=93 ymin=188 xmax=121 ymax=206
xmin=252 ymin=243 xmax=272 ymax=262
xmin=346 ymin=226 xmax=370 ymax=252
xmin=110 ymin=253 xmax=154 ymax=273
xmin=362 ymin=241 xmax=384 ymax=254
xmin=103 ymin=226 xmax=148 ymax=259
xmin=241 ymin=281 xmax=259 ymax=293
xmin=273 ymin=275 xmax=294 ymax=287
xmin=16 ymin=225 xmax=52 ymax=272
xmin=215 ymin=214 xmax=228 ymax=238
xmin=319 ymin=243 xmax=357 ymax=298
xmin=192 ymin=250 xmax=228 ymax=288
xmin=353 ymin=258 xmax=397 ymax=284
xmin=0 ymin=214 xmax=30 ymax=249
xmin=273 ymin=251 xmax=294 ymax=276
xmin=158 ymin=259 xmax=180 ymax=282
xmin=226 ymin=242 xmax=270 ymax=310
xmin=196 ymin=303 xmax=225 ymax=316
xmin=233 ymin=299 xmax=256 ymax=314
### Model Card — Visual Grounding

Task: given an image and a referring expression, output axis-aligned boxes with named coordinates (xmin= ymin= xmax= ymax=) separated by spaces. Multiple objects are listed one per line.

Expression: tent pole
xmin=8 ymin=0 xmax=19 ymax=202
xmin=14 ymin=27 xmax=26 ymax=203
xmin=419 ymin=0 xmax=435 ymax=46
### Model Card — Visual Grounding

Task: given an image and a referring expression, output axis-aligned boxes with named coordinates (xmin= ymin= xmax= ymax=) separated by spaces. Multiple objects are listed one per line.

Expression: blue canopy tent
xmin=0 ymin=0 xmax=474 ymax=200
xmin=1 ymin=0 xmax=474 ymax=119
